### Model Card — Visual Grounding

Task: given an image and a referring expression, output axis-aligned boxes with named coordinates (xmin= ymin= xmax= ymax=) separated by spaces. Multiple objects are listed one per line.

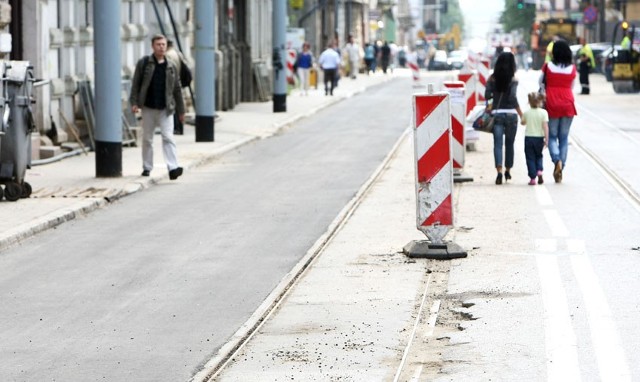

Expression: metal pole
xmin=194 ymin=0 xmax=215 ymax=141
xmin=335 ymin=0 xmax=340 ymax=43
xmin=150 ymin=0 xmax=167 ymax=36
xmin=93 ymin=0 xmax=121 ymax=177
xmin=598 ymin=0 xmax=606 ymax=42
xmin=273 ymin=0 xmax=287 ymax=113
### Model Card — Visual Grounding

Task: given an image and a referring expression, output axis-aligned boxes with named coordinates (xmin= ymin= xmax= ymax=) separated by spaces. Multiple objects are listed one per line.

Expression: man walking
xmin=318 ymin=41 xmax=341 ymax=96
xmin=344 ymin=34 xmax=360 ymax=79
xmin=130 ymin=34 xmax=185 ymax=180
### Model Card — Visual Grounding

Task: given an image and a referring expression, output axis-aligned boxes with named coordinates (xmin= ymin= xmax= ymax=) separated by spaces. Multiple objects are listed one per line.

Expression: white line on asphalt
xmin=535 ymin=238 xmax=558 ymax=253
xmin=570 ymin=255 xmax=632 ymax=382
xmin=566 ymin=239 xmax=585 ymax=255
xmin=576 ymin=103 xmax=640 ymax=146
xmin=394 ymin=273 xmax=433 ymax=382
xmin=410 ymin=365 xmax=423 ymax=382
xmin=543 ymin=210 xmax=569 ymax=237
xmin=536 ymin=255 xmax=582 ymax=381
xmin=535 ymin=185 xmax=554 ymax=207
xmin=424 ymin=299 xmax=442 ymax=338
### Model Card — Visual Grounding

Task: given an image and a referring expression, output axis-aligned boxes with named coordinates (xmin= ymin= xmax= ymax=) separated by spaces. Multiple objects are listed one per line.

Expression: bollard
xmin=408 ymin=51 xmax=423 ymax=88
xmin=476 ymin=58 xmax=491 ymax=102
xmin=442 ymin=81 xmax=473 ymax=183
xmin=403 ymin=91 xmax=467 ymax=259
xmin=286 ymin=49 xmax=297 ymax=86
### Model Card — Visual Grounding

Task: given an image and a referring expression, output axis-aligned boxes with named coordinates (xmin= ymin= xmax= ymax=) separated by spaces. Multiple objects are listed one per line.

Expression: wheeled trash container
xmin=0 ymin=61 xmax=36 ymax=201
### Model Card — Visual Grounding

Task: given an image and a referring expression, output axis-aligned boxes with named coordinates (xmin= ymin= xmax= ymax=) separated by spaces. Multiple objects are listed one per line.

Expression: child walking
xmin=520 ymin=92 xmax=549 ymax=185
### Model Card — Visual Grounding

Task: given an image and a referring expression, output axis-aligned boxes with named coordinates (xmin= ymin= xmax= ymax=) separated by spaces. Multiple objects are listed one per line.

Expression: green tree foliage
xmin=440 ymin=0 xmax=465 ymax=35
xmin=499 ymin=0 xmax=536 ymax=44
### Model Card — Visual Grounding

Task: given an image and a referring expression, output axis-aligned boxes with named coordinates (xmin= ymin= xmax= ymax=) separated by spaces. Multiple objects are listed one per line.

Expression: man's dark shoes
xmin=141 ymin=170 xmax=150 ymax=177
xmin=169 ymin=167 xmax=183 ymax=180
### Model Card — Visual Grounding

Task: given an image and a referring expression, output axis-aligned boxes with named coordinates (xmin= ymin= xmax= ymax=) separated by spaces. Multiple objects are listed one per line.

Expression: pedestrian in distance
xmin=539 ymin=39 xmax=577 ymax=183
xmin=130 ymin=34 xmax=185 ymax=180
xmin=165 ymin=39 xmax=188 ymax=135
xmin=317 ymin=40 xmax=341 ymax=96
xmin=380 ymin=41 xmax=391 ymax=74
xmin=344 ymin=34 xmax=361 ymax=79
xmin=296 ymin=42 xmax=314 ymax=96
xmin=520 ymin=92 xmax=549 ymax=185
xmin=621 ymin=31 xmax=632 ymax=50
xmin=485 ymin=52 xmax=523 ymax=185
xmin=577 ymin=38 xmax=595 ymax=95
xmin=364 ymin=43 xmax=375 ymax=75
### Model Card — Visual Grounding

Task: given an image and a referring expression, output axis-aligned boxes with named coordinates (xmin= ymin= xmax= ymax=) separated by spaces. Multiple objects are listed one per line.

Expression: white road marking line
xmin=410 ymin=365 xmax=423 ymax=382
xmin=424 ymin=299 xmax=441 ymax=338
xmin=570 ymin=255 xmax=632 ymax=382
xmin=544 ymin=210 xmax=569 ymax=237
xmin=535 ymin=238 xmax=558 ymax=253
xmin=393 ymin=273 xmax=432 ymax=382
xmin=536 ymin=255 xmax=582 ymax=382
xmin=535 ymin=185 xmax=554 ymax=207
xmin=566 ymin=239 xmax=586 ymax=254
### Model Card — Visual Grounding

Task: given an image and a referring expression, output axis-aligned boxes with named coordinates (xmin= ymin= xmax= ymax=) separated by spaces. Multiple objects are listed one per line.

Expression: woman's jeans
xmin=524 ymin=136 xmax=545 ymax=179
xmin=492 ymin=113 xmax=518 ymax=169
xmin=548 ymin=117 xmax=573 ymax=167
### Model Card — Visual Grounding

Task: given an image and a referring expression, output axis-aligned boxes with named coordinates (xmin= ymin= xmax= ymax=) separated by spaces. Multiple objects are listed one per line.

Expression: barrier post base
xmin=454 ymin=172 xmax=474 ymax=183
xmin=403 ymin=240 xmax=467 ymax=260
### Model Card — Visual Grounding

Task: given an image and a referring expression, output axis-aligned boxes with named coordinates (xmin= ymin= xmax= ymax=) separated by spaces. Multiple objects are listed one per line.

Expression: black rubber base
xmin=195 ymin=115 xmax=215 ymax=142
xmin=95 ymin=140 xmax=122 ymax=177
xmin=403 ymin=240 xmax=467 ymax=260
xmin=453 ymin=172 xmax=474 ymax=183
xmin=273 ymin=93 xmax=286 ymax=113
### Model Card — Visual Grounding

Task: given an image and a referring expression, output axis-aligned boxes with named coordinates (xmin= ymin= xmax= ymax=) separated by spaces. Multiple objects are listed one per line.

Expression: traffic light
xmin=517 ymin=0 xmax=525 ymax=10
xmin=442 ymin=0 xmax=448 ymax=13
xmin=621 ymin=20 xmax=629 ymax=31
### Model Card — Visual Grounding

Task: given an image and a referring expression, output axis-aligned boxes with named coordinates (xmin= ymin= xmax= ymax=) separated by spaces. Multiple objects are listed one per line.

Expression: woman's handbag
xmin=472 ymin=110 xmax=496 ymax=133
xmin=472 ymin=93 xmax=503 ymax=134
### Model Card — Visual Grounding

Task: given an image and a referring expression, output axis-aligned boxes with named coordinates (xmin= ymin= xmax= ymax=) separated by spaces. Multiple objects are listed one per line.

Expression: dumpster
xmin=0 ymin=61 xmax=36 ymax=201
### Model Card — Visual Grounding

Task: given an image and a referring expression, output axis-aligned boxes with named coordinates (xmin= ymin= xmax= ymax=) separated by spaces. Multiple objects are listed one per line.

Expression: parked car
xmin=447 ymin=50 xmax=468 ymax=70
xmin=429 ymin=50 xmax=449 ymax=71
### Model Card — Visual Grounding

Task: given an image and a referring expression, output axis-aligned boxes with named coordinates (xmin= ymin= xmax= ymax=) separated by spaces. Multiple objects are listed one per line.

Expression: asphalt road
xmin=0 ymin=77 xmax=415 ymax=381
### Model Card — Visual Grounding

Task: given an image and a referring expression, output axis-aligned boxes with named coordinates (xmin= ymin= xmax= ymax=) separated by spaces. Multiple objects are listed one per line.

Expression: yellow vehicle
xmin=611 ymin=21 xmax=640 ymax=93
xmin=531 ymin=18 xmax=577 ymax=70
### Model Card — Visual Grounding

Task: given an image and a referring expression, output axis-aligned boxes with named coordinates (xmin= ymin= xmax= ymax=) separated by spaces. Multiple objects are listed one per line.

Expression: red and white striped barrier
xmin=408 ymin=60 xmax=421 ymax=86
xmin=442 ymin=81 xmax=466 ymax=171
xmin=457 ymin=72 xmax=477 ymax=117
xmin=477 ymin=58 xmax=491 ymax=102
xmin=467 ymin=51 xmax=480 ymax=71
xmin=286 ymin=49 xmax=297 ymax=85
xmin=412 ymin=92 xmax=453 ymax=243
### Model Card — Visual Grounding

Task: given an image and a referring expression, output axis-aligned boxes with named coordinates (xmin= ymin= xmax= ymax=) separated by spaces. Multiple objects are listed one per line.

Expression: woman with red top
xmin=539 ymin=40 xmax=577 ymax=183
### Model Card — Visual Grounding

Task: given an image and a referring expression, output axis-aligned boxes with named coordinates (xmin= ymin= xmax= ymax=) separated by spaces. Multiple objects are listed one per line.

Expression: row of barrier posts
xmin=403 ymin=83 xmax=467 ymax=259
xmin=403 ymin=53 xmax=494 ymax=259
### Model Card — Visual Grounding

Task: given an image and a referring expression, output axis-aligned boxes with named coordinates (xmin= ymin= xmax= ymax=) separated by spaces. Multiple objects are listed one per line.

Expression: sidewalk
xmin=0 ymin=73 xmax=394 ymax=252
